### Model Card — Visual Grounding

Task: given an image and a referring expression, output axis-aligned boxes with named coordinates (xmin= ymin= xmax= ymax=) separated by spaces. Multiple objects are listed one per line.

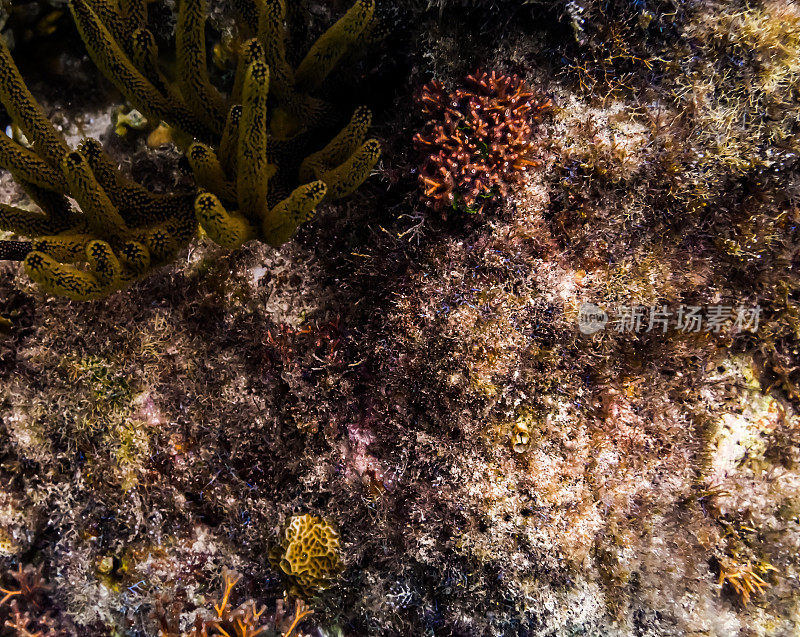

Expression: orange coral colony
xmin=414 ymin=70 xmax=552 ymax=214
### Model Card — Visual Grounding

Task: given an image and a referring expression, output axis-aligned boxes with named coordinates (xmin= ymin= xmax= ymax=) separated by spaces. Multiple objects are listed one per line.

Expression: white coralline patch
xmin=710 ymin=411 xmax=765 ymax=483
xmin=250 ymin=265 xmax=268 ymax=285
xmin=705 ymin=356 xmax=787 ymax=484
xmin=3 ymin=400 xmax=52 ymax=464
xmin=552 ymin=94 xmax=653 ymax=182
xmin=249 ymin=244 xmax=331 ymax=327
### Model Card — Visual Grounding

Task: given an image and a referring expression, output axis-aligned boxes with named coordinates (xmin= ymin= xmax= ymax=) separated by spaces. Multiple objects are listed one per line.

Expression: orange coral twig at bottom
xmin=718 ymin=558 xmax=778 ymax=606
xmin=214 ymin=571 xmax=242 ymax=619
xmin=283 ymin=599 xmax=313 ymax=637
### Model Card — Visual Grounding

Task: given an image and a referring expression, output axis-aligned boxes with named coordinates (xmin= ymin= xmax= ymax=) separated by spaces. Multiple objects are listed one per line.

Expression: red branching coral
xmin=413 ymin=70 xmax=552 ymax=214
xmin=0 ymin=564 xmax=52 ymax=609
xmin=154 ymin=571 xmax=313 ymax=637
xmin=0 ymin=564 xmax=72 ymax=637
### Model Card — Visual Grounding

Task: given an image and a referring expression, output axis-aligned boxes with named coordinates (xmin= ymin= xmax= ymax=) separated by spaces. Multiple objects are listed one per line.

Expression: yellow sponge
xmin=275 ymin=514 xmax=344 ymax=595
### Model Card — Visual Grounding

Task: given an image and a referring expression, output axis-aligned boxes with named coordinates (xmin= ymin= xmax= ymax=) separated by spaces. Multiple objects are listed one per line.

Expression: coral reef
xmin=414 ymin=70 xmax=551 ymax=214
xmin=271 ymin=514 xmax=343 ymax=598
xmin=0 ymin=0 xmax=382 ymax=299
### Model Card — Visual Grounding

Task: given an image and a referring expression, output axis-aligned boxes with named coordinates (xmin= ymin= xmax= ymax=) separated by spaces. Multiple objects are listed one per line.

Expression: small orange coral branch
xmin=0 ymin=586 xmax=20 ymax=607
xmin=216 ymin=602 xmax=268 ymax=637
xmin=215 ymin=571 xmax=242 ymax=619
xmin=157 ymin=573 xmax=285 ymax=637
xmin=718 ymin=558 xmax=778 ymax=606
xmin=0 ymin=564 xmax=51 ymax=608
xmin=283 ymin=599 xmax=313 ymax=637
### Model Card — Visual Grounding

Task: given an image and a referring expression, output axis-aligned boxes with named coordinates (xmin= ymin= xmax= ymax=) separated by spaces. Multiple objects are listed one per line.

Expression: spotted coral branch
xmin=176 ymin=0 xmax=227 ymax=134
xmin=0 ymin=38 xmax=70 ymax=169
xmin=66 ymin=0 xmax=381 ymax=254
xmin=0 ymin=35 xmax=198 ymax=299
xmin=294 ymin=0 xmax=375 ymax=93
xmin=69 ymin=0 xmax=216 ymax=143
xmin=1 ymin=0 xmax=381 ymax=298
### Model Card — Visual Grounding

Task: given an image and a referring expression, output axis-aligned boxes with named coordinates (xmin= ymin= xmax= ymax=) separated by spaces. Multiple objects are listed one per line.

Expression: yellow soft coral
xmin=0 ymin=35 xmax=197 ymax=300
xmin=69 ymin=0 xmax=381 ymax=249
